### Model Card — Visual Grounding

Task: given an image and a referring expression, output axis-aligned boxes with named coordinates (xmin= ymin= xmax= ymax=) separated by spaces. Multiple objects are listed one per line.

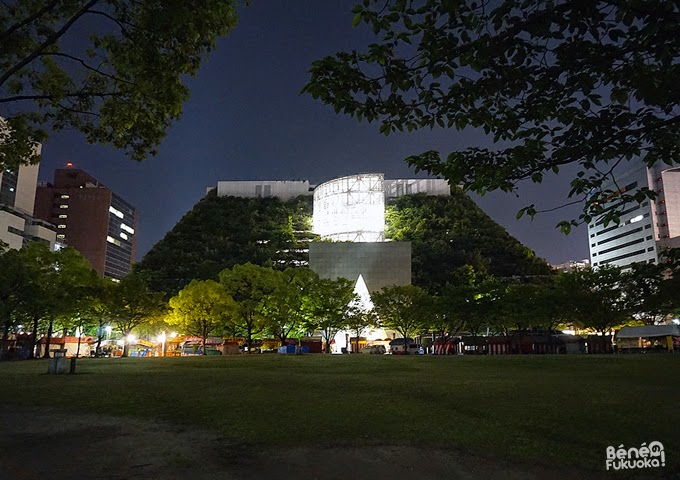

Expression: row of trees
xmin=167 ymin=264 xmax=359 ymax=354
xmin=383 ymin=259 xmax=680 ymax=347
xmin=3 ymin=241 xmax=679 ymax=360
xmin=166 ymin=254 xmax=680 ymax=354
xmin=0 ymin=242 xmax=164 ymax=359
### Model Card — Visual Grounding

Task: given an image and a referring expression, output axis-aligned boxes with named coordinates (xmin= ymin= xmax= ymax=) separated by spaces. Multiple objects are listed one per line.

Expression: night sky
xmin=38 ymin=1 xmax=588 ymax=265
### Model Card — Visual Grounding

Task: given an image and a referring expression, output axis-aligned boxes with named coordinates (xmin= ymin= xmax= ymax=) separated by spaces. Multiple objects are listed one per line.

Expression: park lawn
xmin=0 ymin=354 xmax=678 ymax=476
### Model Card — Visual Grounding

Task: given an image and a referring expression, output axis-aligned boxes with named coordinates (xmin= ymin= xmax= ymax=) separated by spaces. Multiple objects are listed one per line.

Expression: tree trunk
xmin=28 ymin=314 xmax=39 ymax=359
xmin=246 ymin=324 xmax=252 ymax=354
xmin=42 ymin=319 xmax=54 ymax=358
xmin=94 ymin=319 xmax=103 ymax=358
xmin=0 ymin=319 xmax=11 ymax=361
xmin=202 ymin=326 xmax=207 ymax=356
xmin=122 ymin=330 xmax=130 ymax=357
xmin=323 ymin=330 xmax=331 ymax=354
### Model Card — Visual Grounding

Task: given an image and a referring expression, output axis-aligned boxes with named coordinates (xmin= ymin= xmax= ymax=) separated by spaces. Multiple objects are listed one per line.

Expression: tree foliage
xmin=107 ymin=271 xmax=165 ymax=356
xmin=625 ymin=252 xmax=680 ymax=325
xmin=168 ymin=279 xmax=234 ymax=354
xmin=304 ymin=0 xmax=680 ymax=230
xmin=137 ymin=190 xmax=548 ymax=296
xmin=0 ymin=247 xmax=29 ymax=359
xmin=135 ymin=193 xmax=315 ymax=294
xmin=372 ymin=284 xmax=429 ymax=342
xmin=219 ymin=263 xmax=278 ymax=353
xmin=303 ymin=277 xmax=356 ymax=353
xmin=386 ymin=192 xmax=551 ymax=292
xmin=0 ymin=0 xmax=239 ymax=169
xmin=261 ymin=268 xmax=318 ymax=346
xmin=19 ymin=243 xmax=98 ymax=358
xmin=557 ymin=265 xmax=634 ymax=334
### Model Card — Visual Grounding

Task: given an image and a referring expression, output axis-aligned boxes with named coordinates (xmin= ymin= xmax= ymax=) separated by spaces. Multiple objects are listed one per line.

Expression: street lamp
xmin=157 ymin=331 xmax=167 ymax=357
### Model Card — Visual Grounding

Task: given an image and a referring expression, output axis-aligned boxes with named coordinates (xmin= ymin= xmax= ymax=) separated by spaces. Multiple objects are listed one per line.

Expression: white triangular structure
xmin=351 ymin=274 xmax=374 ymax=312
xmin=332 ymin=274 xmax=389 ymax=353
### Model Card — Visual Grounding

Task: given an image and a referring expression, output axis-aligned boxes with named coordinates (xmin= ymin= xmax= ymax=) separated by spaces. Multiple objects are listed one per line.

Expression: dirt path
xmin=0 ymin=408 xmax=608 ymax=480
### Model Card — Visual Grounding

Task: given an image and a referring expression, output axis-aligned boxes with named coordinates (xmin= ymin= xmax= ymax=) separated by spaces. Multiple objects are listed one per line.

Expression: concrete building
xmin=213 ymin=173 xmax=449 ymax=352
xmin=588 ymin=162 xmax=680 ymax=268
xmin=0 ymin=151 xmax=57 ymax=251
xmin=309 ymin=242 xmax=411 ymax=293
xmin=34 ymin=167 xmax=137 ymax=280
xmin=311 ymin=174 xmax=450 ymax=242
xmin=551 ymin=259 xmax=590 ymax=273
xmin=215 ymin=180 xmax=314 ymax=200
xmin=384 ymin=178 xmax=451 ymax=199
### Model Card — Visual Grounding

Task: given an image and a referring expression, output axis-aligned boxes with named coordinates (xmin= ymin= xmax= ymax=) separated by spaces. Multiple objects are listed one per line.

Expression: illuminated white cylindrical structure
xmin=313 ymin=173 xmax=385 ymax=242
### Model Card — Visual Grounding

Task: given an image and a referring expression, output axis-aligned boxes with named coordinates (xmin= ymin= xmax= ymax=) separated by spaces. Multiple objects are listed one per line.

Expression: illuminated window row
xmin=109 ymin=206 xmax=124 ymax=219
xmin=106 ymin=235 xmax=122 ymax=247
xmin=120 ymin=223 xmax=134 ymax=234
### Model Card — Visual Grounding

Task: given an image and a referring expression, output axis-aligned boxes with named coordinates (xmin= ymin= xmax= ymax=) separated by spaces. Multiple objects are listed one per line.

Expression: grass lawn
xmin=1 ymin=354 xmax=678 ymax=476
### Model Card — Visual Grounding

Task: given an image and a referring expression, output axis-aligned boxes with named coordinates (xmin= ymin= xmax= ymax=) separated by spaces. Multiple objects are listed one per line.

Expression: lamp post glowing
xmin=157 ymin=331 xmax=167 ymax=357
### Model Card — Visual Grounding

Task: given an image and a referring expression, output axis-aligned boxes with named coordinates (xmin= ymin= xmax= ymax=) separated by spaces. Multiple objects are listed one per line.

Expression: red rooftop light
xmin=66 ymin=162 xmax=73 ymax=167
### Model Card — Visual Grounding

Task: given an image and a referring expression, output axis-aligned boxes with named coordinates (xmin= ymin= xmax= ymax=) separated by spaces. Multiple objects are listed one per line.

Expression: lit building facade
xmin=34 ymin=167 xmax=137 ymax=280
xmin=0 ymin=150 xmax=57 ymax=251
xmin=215 ymin=180 xmax=313 ymax=200
xmin=213 ymin=173 xmax=449 ymax=352
xmin=313 ymin=173 xmax=386 ymax=242
xmin=588 ymin=162 xmax=680 ymax=268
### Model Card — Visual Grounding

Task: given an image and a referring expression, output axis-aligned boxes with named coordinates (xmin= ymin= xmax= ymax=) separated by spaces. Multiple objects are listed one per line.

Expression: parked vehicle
xmin=360 ymin=344 xmax=386 ymax=355
xmin=389 ymin=338 xmax=420 ymax=355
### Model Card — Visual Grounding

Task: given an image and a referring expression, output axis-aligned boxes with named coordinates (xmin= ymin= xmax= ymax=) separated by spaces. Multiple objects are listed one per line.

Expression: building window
xmin=264 ymin=185 xmax=271 ymax=197
xmin=57 ymin=224 xmax=66 ymax=229
xmin=57 ymin=234 xmax=65 ymax=239
xmin=60 ymin=194 xmax=69 ymax=199
xmin=58 ymin=214 xmax=67 ymax=219
xmin=647 ymin=247 xmax=654 ymax=252
xmin=646 ymin=235 xmax=652 ymax=240
xmin=59 ymin=204 xmax=68 ymax=209
xmin=597 ymin=237 xmax=645 ymax=256
xmin=106 ymin=235 xmax=122 ymax=247
xmin=596 ymin=227 xmax=643 ymax=247
xmin=600 ymin=248 xmax=647 ymax=265
xmin=255 ymin=185 xmax=262 ymax=196
xmin=120 ymin=232 xmax=128 ymax=240
xmin=109 ymin=206 xmax=124 ymax=219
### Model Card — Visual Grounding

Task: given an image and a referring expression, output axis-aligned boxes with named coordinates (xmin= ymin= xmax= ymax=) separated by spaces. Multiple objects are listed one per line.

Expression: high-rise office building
xmin=588 ymin=162 xmax=680 ymax=268
xmin=34 ymin=166 xmax=138 ymax=280
xmin=0 ymin=147 xmax=57 ymax=251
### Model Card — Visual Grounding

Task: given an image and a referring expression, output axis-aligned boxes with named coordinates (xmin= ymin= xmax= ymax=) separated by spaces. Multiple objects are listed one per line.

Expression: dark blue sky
xmin=38 ymin=1 xmax=588 ymax=264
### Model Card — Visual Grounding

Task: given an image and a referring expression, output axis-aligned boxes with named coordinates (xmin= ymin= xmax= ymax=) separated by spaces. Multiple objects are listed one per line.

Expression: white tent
xmin=616 ymin=325 xmax=680 ymax=339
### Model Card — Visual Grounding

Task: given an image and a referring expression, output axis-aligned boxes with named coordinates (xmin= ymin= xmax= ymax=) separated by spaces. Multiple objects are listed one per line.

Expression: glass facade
xmin=104 ymin=193 xmax=136 ymax=280
xmin=0 ymin=170 xmax=18 ymax=206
